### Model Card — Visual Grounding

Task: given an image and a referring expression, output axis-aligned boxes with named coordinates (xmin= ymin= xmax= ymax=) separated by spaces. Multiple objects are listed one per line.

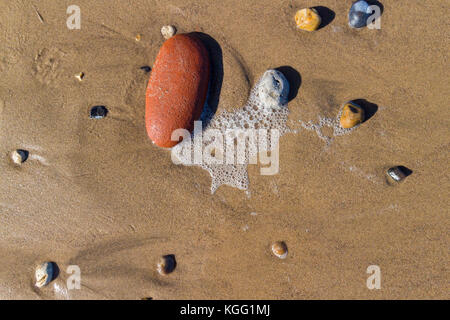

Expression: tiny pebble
xmin=157 ymin=254 xmax=176 ymax=275
xmin=272 ymin=241 xmax=288 ymax=259
xmin=161 ymin=25 xmax=176 ymax=39
xmin=11 ymin=149 xmax=29 ymax=164
xmin=35 ymin=262 xmax=55 ymax=288
xmin=387 ymin=166 xmax=411 ymax=182
xmin=75 ymin=72 xmax=84 ymax=81
xmin=140 ymin=66 xmax=151 ymax=72
xmin=90 ymin=106 xmax=108 ymax=119
xmin=135 ymin=34 xmax=142 ymax=42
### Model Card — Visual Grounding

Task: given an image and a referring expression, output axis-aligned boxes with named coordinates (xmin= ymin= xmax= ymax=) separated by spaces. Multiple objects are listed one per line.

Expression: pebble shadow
xmin=313 ymin=6 xmax=336 ymax=30
xmin=162 ymin=254 xmax=177 ymax=273
xmin=191 ymin=32 xmax=223 ymax=127
xmin=398 ymin=166 xmax=413 ymax=177
xmin=50 ymin=261 xmax=60 ymax=281
xmin=353 ymin=98 xmax=378 ymax=123
xmin=366 ymin=0 xmax=384 ymax=15
xmin=275 ymin=66 xmax=301 ymax=102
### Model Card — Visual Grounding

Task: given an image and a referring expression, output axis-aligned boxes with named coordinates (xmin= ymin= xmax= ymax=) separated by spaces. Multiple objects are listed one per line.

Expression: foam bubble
xmin=299 ymin=106 xmax=360 ymax=145
xmin=172 ymin=69 xmax=291 ymax=194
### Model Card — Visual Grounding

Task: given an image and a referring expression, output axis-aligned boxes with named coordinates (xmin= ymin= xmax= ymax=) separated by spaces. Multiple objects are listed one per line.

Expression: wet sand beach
xmin=0 ymin=0 xmax=449 ymax=299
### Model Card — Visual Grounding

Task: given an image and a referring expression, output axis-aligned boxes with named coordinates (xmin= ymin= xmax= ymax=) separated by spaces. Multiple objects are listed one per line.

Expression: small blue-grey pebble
xmin=349 ymin=0 xmax=371 ymax=28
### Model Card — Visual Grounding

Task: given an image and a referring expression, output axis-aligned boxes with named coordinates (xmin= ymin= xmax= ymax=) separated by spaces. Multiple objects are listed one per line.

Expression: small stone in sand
xmin=11 ymin=149 xmax=29 ymax=164
xmin=349 ymin=0 xmax=370 ymax=29
xmin=135 ymin=34 xmax=142 ymax=42
xmin=35 ymin=262 xmax=55 ymax=288
xmin=339 ymin=102 xmax=365 ymax=129
xmin=295 ymin=8 xmax=321 ymax=31
xmin=157 ymin=254 xmax=177 ymax=275
xmin=387 ymin=166 xmax=411 ymax=182
xmin=256 ymin=69 xmax=289 ymax=108
xmin=161 ymin=25 xmax=176 ymax=39
xmin=75 ymin=72 xmax=84 ymax=81
xmin=272 ymin=241 xmax=288 ymax=259
xmin=90 ymin=106 xmax=108 ymax=119
xmin=140 ymin=66 xmax=151 ymax=73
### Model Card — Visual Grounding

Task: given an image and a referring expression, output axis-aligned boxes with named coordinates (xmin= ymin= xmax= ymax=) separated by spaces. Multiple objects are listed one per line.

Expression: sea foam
xmin=172 ymin=69 xmax=292 ymax=194
xmin=299 ymin=106 xmax=360 ymax=145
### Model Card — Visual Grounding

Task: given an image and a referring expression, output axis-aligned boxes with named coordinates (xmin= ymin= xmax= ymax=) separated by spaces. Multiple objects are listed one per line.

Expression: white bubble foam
xmin=299 ymin=106 xmax=360 ymax=145
xmin=172 ymin=69 xmax=291 ymax=194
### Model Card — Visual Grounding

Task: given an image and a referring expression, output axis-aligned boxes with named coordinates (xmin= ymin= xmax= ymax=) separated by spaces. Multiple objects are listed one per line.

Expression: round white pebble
xmin=256 ymin=70 xmax=290 ymax=109
xmin=161 ymin=25 xmax=176 ymax=39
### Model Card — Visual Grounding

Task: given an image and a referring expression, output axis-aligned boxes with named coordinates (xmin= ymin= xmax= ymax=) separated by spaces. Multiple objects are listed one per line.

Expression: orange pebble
xmin=295 ymin=8 xmax=321 ymax=31
xmin=145 ymin=33 xmax=210 ymax=148
xmin=339 ymin=102 xmax=365 ymax=129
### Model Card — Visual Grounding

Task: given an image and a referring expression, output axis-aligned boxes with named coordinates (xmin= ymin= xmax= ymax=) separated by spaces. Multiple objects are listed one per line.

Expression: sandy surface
xmin=0 ymin=0 xmax=449 ymax=299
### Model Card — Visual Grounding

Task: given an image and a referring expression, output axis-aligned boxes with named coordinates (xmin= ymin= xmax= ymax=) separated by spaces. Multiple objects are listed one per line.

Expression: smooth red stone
xmin=145 ymin=33 xmax=210 ymax=148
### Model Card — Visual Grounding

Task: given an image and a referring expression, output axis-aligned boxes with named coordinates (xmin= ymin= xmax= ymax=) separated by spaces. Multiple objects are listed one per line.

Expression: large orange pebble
xmin=146 ymin=33 xmax=210 ymax=148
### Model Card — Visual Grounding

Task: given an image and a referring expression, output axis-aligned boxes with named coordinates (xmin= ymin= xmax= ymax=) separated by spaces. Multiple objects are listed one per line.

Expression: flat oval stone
xmin=145 ymin=33 xmax=210 ymax=148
